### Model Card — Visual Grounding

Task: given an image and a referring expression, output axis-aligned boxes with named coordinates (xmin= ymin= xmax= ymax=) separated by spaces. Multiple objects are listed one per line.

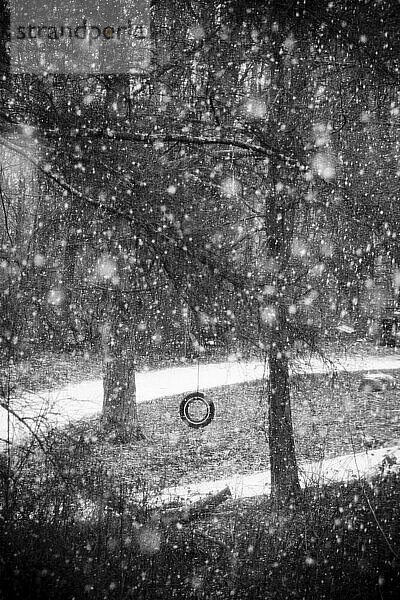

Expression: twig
xmin=0 ymin=169 xmax=13 ymax=244
xmin=349 ymin=431 xmax=400 ymax=560
xmin=0 ymin=400 xmax=68 ymax=482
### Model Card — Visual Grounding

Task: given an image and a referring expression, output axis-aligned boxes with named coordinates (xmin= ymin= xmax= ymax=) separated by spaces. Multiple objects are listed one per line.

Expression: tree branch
xmin=0 ymin=136 xmax=251 ymax=294
xmin=49 ymin=128 xmax=307 ymax=169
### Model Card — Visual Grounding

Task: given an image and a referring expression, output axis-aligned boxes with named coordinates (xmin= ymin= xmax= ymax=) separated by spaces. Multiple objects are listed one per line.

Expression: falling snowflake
xmin=260 ymin=306 xmax=276 ymax=325
xmin=96 ymin=254 xmax=117 ymax=279
xmin=245 ymin=98 xmax=267 ymax=118
xmin=33 ymin=254 xmax=46 ymax=267
xmin=137 ymin=526 xmax=161 ymax=555
xmin=221 ymin=177 xmax=242 ymax=198
xmin=47 ymin=288 xmax=64 ymax=305
xmin=312 ymin=152 xmax=336 ymax=180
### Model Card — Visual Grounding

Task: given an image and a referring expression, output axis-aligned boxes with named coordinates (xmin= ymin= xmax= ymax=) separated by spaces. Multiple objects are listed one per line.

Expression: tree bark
xmin=0 ymin=1 xmax=9 ymax=82
xmin=60 ymin=223 xmax=80 ymax=347
xmin=267 ymin=307 xmax=301 ymax=504
xmin=101 ymin=291 xmax=140 ymax=441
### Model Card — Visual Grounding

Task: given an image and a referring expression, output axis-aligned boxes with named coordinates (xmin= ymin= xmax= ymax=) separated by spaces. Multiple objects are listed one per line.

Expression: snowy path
xmin=159 ymin=445 xmax=400 ymax=504
xmin=1 ymin=354 xmax=400 ymax=443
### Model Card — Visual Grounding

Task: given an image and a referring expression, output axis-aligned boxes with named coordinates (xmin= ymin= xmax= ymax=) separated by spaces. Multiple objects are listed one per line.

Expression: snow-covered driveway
xmin=1 ymin=354 xmax=400 ymax=443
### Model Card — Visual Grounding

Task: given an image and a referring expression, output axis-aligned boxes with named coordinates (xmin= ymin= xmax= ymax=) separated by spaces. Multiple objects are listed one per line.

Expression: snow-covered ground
xmin=159 ymin=445 xmax=400 ymax=504
xmin=1 ymin=353 xmax=400 ymax=443
xmin=3 ymin=354 xmax=400 ymax=509
xmin=72 ymin=445 xmax=400 ymax=518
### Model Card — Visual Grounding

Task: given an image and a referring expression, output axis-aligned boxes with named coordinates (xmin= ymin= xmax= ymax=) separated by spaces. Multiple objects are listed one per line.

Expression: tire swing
xmin=180 ymin=359 xmax=215 ymax=429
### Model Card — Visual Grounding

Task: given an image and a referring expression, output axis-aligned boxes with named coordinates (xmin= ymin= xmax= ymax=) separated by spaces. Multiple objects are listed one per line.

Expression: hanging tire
xmin=180 ymin=392 xmax=215 ymax=429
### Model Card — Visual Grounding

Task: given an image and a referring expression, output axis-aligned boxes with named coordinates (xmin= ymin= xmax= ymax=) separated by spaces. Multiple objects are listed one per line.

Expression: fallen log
xmin=160 ymin=486 xmax=232 ymax=525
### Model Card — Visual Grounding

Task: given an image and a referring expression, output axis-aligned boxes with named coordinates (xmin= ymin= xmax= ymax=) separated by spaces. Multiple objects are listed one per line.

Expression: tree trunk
xmin=0 ymin=0 xmax=9 ymax=83
xmin=101 ymin=292 xmax=140 ymax=441
xmin=267 ymin=308 xmax=301 ymax=504
xmin=60 ymin=224 xmax=79 ymax=347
